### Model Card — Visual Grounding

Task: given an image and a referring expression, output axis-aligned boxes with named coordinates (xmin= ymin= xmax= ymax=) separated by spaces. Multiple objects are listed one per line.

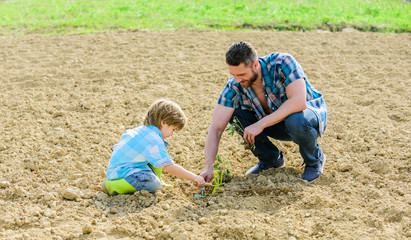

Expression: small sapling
xmin=226 ymin=116 xmax=256 ymax=151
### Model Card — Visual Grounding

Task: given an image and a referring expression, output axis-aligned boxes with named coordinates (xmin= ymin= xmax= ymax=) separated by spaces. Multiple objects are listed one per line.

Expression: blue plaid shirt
xmin=106 ymin=125 xmax=174 ymax=180
xmin=218 ymin=53 xmax=328 ymax=135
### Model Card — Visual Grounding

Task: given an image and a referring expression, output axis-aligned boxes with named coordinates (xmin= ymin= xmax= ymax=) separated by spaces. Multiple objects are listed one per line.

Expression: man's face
xmin=228 ymin=62 xmax=258 ymax=88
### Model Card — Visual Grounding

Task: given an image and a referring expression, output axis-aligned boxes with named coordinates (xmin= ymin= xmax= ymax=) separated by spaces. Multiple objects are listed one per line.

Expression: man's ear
xmin=253 ymin=59 xmax=259 ymax=69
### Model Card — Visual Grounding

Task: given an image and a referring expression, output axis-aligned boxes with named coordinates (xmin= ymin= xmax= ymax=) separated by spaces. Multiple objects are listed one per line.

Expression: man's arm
xmin=200 ymin=104 xmax=234 ymax=182
xmin=243 ymin=78 xmax=307 ymax=145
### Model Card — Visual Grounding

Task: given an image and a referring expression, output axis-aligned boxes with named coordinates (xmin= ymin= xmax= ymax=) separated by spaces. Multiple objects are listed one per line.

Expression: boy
xmin=102 ymin=99 xmax=205 ymax=195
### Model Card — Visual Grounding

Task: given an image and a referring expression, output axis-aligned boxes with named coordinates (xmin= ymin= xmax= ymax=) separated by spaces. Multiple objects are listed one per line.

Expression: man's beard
xmin=241 ymin=70 xmax=258 ymax=88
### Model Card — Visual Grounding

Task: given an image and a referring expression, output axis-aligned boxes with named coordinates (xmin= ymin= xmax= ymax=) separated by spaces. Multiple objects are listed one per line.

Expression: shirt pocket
xmin=240 ymin=98 xmax=254 ymax=111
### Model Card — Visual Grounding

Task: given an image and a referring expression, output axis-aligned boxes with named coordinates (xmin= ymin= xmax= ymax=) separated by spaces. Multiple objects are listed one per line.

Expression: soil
xmin=0 ymin=30 xmax=410 ymax=240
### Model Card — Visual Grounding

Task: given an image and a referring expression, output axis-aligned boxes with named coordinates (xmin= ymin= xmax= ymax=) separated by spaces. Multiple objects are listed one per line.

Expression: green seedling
xmin=211 ymin=155 xmax=231 ymax=194
xmin=226 ymin=116 xmax=256 ymax=151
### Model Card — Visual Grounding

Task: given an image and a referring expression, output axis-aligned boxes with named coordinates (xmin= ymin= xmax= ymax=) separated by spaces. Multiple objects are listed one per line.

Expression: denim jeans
xmin=230 ymin=108 xmax=324 ymax=166
xmin=124 ymin=170 xmax=162 ymax=194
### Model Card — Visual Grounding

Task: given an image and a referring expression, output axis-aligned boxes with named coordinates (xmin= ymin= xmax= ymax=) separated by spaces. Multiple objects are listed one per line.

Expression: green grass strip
xmin=0 ymin=0 xmax=409 ymax=35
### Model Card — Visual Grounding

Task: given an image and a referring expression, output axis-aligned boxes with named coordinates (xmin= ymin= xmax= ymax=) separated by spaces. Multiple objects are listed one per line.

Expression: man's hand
xmin=199 ymin=168 xmax=214 ymax=183
xmin=243 ymin=122 xmax=264 ymax=146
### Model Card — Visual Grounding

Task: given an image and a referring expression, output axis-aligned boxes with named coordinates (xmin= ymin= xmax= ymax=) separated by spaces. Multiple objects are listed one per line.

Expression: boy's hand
xmin=193 ymin=175 xmax=206 ymax=188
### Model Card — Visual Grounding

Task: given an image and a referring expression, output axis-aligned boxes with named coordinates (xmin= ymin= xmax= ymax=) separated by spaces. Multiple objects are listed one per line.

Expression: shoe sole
xmin=101 ymin=181 xmax=110 ymax=196
xmin=245 ymin=161 xmax=286 ymax=175
xmin=276 ymin=160 xmax=286 ymax=168
xmin=246 ymin=152 xmax=286 ymax=175
xmin=302 ymin=154 xmax=326 ymax=184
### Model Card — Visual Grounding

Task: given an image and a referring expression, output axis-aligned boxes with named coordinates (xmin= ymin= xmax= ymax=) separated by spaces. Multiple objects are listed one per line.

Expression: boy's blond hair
xmin=143 ymin=99 xmax=187 ymax=130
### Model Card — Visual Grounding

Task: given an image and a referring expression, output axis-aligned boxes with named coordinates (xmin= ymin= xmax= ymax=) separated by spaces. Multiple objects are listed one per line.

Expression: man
xmin=200 ymin=41 xmax=328 ymax=183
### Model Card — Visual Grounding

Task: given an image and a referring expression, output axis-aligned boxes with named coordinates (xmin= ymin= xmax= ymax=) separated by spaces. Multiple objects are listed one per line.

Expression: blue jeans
xmin=230 ymin=108 xmax=324 ymax=166
xmin=124 ymin=170 xmax=162 ymax=194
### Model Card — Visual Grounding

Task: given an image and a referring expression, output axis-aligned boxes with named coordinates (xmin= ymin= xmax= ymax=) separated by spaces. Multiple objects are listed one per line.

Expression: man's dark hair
xmin=225 ymin=41 xmax=258 ymax=67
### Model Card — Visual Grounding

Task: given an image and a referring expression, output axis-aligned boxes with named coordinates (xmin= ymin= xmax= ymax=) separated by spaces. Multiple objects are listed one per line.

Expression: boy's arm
xmin=163 ymin=164 xmax=205 ymax=187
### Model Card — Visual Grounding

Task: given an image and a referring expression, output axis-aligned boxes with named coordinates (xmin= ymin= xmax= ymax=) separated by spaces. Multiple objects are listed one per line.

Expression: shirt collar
xmin=259 ymin=57 xmax=272 ymax=87
xmin=147 ymin=125 xmax=169 ymax=147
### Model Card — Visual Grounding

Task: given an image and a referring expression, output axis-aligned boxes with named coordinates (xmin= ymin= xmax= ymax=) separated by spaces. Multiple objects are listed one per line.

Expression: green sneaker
xmin=101 ymin=179 xmax=137 ymax=196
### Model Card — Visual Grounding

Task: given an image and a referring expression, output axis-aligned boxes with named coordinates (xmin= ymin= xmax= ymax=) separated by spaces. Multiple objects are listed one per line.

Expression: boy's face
xmin=160 ymin=121 xmax=177 ymax=139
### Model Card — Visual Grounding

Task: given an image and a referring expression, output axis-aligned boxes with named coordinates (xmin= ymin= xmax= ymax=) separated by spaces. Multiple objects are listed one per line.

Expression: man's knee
xmin=286 ymin=111 xmax=314 ymax=137
xmin=285 ymin=110 xmax=319 ymax=139
xmin=286 ymin=112 xmax=305 ymax=132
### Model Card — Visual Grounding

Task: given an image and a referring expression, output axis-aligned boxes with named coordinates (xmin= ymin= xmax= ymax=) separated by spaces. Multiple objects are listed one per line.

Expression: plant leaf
xmin=217 ymin=155 xmax=222 ymax=163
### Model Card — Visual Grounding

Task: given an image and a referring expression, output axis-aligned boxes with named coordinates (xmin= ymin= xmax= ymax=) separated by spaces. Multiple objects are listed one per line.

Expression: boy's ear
xmin=160 ymin=120 xmax=165 ymax=128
